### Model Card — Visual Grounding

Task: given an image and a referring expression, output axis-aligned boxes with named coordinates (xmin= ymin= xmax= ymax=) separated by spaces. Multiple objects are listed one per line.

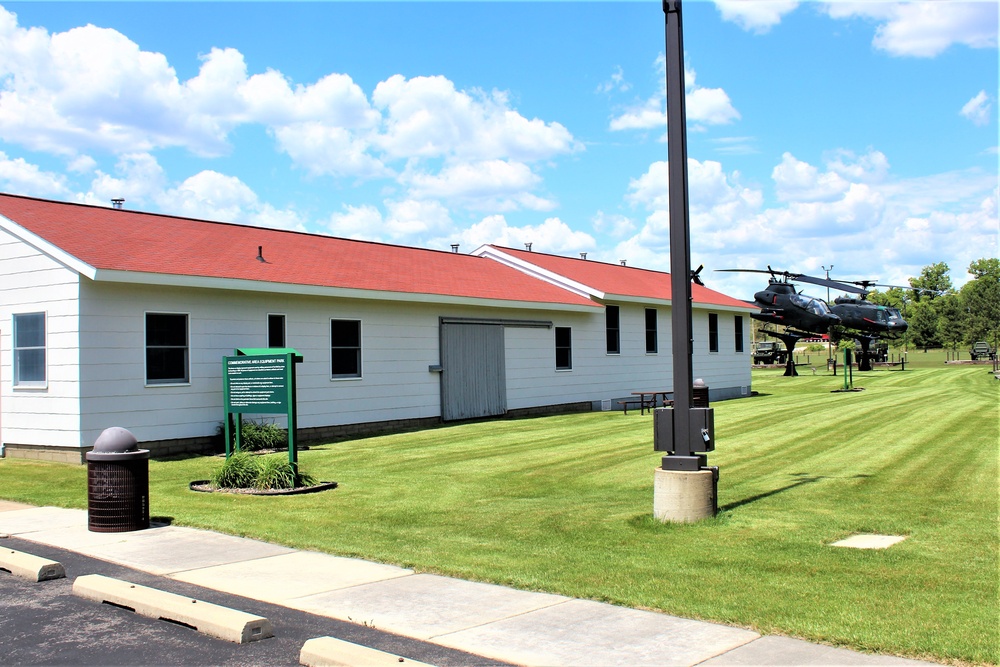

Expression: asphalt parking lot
xmin=0 ymin=536 xmax=511 ymax=666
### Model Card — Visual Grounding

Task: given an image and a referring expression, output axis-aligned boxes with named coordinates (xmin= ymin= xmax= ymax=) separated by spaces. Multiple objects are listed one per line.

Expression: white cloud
xmin=445 ymin=214 xmax=595 ymax=255
xmin=325 ymin=203 xmax=385 ymax=240
xmin=609 ymin=57 xmax=739 ymax=132
xmin=0 ymin=151 xmax=71 ymax=197
xmin=772 ymin=153 xmax=850 ymax=202
xmin=273 ymin=122 xmax=389 ymax=179
xmin=372 ymin=75 xmax=580 ymax=163
xmin=596 ymin=66 xmax=631 ymax=94
xmin=0 ymin=8 xmax=585 ymax=230
xmin=618 ymin=150 xmax=996 ymax=299
xmin=592 ymin=211 xmax=637 ymax=238
xmin=825 ymin=1 xmax=998 ymax=57
xmin=84 ymin=152 xmax=167 ymax=207
xmin=403 ymin=159 xmax=554 ymax=212
xmin=713 ymin=0 xmax=799 ymax=34
xmin=325 ymin=198 xmax=452 ymax=243
xmin=960 ymin=90 xmax=991 ymax=127
xmin=0 ymin=9 xmax=382 ymax=162
xmin=159 ymin=170 xmax=306 ymax=230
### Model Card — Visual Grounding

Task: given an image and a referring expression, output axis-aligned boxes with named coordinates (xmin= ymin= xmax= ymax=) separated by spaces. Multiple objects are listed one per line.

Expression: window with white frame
xmin=735 ymin=315 xmax=745 ymax=353
xmin=13 ymin=312 xmax=46 ymax=387
xmin=555 ymin=326 xmax=572 ymax=370
xmin=145 ymin=313 xmax=189 ymax=384
xmin=331 ymin=319 xmax=362 ymax=378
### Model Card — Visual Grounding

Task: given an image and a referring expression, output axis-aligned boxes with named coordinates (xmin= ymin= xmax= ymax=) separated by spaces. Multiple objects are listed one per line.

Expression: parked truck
xmin=753 ymin=341 xmax=788 ymax=365
xmin=969 ymin=341 xmax=997 ymax=361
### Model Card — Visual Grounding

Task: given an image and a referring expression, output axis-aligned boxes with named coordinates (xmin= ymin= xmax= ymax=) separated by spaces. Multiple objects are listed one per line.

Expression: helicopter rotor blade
xmin=787 ymin=273 xmax=868 ymax=294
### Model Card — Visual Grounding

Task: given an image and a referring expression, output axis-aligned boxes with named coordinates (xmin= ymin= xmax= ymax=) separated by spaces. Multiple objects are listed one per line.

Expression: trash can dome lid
xmin=92 ymin=427 xmax=139 ymax=453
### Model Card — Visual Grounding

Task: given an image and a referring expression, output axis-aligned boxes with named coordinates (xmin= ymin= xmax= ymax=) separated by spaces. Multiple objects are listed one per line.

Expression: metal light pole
xmin=665 ymin=0 xmax=694 ymax=465
xmin=653 ymin=0 xmax=716 ymax=523
xmin=822 ymin=264 xmax=834 ymax=365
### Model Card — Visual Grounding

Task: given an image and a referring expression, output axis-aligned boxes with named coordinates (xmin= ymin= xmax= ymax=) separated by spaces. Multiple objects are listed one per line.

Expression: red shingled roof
xmin=0 ymin=194 xmax=598 ymax=309
xmin=492 ymin=246 xmax=751 ymax=309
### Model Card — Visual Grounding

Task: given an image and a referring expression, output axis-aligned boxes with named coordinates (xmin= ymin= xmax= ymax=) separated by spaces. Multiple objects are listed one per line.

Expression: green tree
xmin=910 ymin=262 xmax=953 ymax=301
xmin=936 ymin=294 xmax=964 ymax=352
xmin=959 ymin=258 xmax=1000 ymax=346
xmin=906 ymin=263 xmax=953 ymax=348
xmin=908 ymin=299 xmax=941 ymax=348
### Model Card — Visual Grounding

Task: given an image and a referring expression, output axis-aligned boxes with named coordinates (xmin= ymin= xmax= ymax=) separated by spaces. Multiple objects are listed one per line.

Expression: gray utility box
xmin=653 ymin=407 xmax=715 ymax=454
xmin=86 ymin=427 xmax=150 ymax=533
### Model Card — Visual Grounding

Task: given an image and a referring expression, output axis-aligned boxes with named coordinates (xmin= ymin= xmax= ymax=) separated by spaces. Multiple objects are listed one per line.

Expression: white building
xmin=0 ymin=193 xmax=754 ymax=463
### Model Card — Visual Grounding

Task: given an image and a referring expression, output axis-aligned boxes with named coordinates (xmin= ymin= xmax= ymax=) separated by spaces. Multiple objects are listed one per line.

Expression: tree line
xmin=869 ymin=258 xmax=1000 ymax=350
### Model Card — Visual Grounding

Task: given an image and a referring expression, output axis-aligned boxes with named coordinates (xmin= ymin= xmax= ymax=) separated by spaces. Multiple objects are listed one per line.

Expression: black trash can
xmin=86 ymin=427 xmax=150 ymax=533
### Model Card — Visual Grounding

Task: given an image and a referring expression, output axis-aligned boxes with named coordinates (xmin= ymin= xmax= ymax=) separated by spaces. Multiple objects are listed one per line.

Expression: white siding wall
xmin=0 ymin=229 xmax=81 ymax=448
xmin=3 ymin=256 xmax=752 ymax=449
xmin=78 ymin=281 xmax=454 ymax=445
xmin=691 ymin=309 xmax=752 ymax=396
xmin=504 ymin=302 xmax=752 ymax=409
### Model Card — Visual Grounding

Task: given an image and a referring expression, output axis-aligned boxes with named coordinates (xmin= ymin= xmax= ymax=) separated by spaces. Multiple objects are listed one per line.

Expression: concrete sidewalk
xmin=0 ymin=501 xmax=934 ymax=667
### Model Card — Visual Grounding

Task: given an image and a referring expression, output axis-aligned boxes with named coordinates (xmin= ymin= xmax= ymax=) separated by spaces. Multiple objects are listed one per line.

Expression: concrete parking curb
xmin=0 ymin=547 xmax=65 ymax=582
xmin=72 ymin=573 xmax=273 ymax=644
xmin=300 ymin=636 xmax=437 ymax=667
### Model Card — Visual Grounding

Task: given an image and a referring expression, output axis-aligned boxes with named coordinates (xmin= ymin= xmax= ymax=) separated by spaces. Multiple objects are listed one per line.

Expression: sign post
xmin=223 ymin=348 xmax=302 ymax=474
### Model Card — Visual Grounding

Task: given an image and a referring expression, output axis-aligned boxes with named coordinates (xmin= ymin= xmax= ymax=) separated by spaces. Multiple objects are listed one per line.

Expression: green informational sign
xmin=222 ymin=348 xmax=303 ymax=473
xmin=225 ymin=355 xmax=290 ymax=413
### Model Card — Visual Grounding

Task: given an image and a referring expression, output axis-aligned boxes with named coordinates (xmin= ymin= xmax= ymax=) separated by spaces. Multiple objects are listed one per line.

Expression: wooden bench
xmin=617 ymin=399 xmax=646 ymax=415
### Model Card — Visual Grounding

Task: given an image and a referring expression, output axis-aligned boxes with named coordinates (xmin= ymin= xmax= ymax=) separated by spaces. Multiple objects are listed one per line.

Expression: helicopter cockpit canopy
xmin=790 ymin=293 xmax=833 ymax=316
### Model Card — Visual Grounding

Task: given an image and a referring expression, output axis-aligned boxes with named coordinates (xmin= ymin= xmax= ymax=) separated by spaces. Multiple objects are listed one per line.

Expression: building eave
xmin=90 ymin=269 xmax=603 ymax=313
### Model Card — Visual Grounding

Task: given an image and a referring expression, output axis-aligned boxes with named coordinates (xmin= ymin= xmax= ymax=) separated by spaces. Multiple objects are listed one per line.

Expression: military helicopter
xmin=718 ymin=267 xmax=908 ymax=373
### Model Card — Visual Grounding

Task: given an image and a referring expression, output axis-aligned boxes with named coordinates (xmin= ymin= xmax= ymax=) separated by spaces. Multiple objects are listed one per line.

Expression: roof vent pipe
xmin=620 ymin=259 xmax=627 ymax=266
xmin=256 ymin=245 xmax=265 ymax=262
xmin=451 ymin=244 xmax=460 ymax=253
xmin=525 ymin=243 xmax=532 ymax=252
xmin=580 ymin=252 xmax=587 ymax=260
xmin=111 ymin=198 xmax=124 ymax=210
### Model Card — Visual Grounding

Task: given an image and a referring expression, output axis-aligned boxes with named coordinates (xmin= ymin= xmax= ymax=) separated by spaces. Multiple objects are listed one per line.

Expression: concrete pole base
xmin=653 ymin=467 xmax=716 ymax=523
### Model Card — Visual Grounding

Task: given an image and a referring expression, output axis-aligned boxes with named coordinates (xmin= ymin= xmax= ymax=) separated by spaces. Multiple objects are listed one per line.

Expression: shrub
xmin=211 ymin=451 xmax=317 ymax=490
xmin=254 ymin=454 xmax=297 ymax=490
xmin=210 ymin=451 xmax=258 ymax=489
xmin=237 ymin=419 xmax=287 ymax=452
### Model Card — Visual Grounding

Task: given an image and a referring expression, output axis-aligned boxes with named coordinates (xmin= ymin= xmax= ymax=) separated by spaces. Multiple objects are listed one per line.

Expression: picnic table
xmin=619 ymin=391 xmax=673 ymax=415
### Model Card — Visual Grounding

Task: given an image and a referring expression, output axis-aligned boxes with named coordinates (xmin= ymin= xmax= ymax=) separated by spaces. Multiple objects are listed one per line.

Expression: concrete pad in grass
xmin=830 ymin=534 xmax=908 ymax=550
xmin=435 ymin=598 xmax=759 ymax=667
xmin=171 ymin=551 xmax=412 ymax=603
xmin=293 ymin=573 xmax=570 ymax=640
xmin=699 ymin=635 xmax=935 ymax=665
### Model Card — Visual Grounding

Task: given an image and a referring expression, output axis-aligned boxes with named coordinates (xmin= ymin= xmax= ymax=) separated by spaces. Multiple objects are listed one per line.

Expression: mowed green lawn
xmin=2 ymin=363 xmax=997 ymax=664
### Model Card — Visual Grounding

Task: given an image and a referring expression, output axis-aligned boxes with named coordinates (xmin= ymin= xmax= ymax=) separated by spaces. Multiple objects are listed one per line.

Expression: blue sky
xmin=0 ymin=1 xmax=996 ymax=299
